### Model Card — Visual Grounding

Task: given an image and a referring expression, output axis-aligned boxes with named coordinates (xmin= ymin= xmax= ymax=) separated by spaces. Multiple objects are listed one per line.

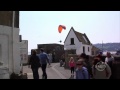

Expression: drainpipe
xmin=12 ymin=11 xmax=15 ymax=73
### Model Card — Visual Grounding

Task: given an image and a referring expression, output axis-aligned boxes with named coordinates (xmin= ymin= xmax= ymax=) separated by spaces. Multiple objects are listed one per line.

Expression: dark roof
xmin=64 ymin=27 xmax=91 ymax=45
xmin=37 ymin=43 xmax=64 ymax=46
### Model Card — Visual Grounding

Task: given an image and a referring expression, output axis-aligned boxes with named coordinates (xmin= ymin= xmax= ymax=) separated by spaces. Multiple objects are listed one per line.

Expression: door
xmin=83 ymin=46 xmax=85 ymax=53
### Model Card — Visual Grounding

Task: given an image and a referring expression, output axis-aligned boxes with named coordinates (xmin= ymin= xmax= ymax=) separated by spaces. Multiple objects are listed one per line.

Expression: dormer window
xmin=70 ymin=38 xmax=74 ymax=45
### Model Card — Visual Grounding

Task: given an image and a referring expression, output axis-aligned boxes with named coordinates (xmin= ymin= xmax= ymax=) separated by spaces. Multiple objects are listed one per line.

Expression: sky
xmin=19 ymin=11 xmax=120 ymax=52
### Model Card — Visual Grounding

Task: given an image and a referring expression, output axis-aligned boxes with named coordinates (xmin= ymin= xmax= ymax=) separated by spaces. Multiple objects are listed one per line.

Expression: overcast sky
xmin=19 ymin=11 xmax=120 ymax=52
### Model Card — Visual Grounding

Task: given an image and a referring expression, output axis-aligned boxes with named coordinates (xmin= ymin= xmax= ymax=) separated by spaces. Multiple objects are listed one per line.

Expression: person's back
xmin=39 ymin=52 xmax=49 ymax=64
xmin=38 ymin=49 xmax=50 ymax=79
xmin=29 ymin=54 xmax=40 ymax=69
xmin=29 ymin=50 xmax=40 ymax=79
xmin=111 ymin=59 xmax=120 ymax=79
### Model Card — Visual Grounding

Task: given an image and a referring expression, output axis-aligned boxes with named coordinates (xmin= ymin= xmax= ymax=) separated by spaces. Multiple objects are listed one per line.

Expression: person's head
xmin=76 ymin=59 xmax=84 ymax=69
xmin=99 ymin=51 xmax=102 ymax=56
xmin=106 ymin=52 xmax=111 ymax=58
xmin=69 ymin=57 xmax=74 ymax=62
xmin=80 ymin=53 xmax=87 ymax=59
xmin=32 ymin=50 xmax=36 ymax=55
xmin=40 ymin=48 xmax=44 ymax=53
xmin=93 ymin=55 xmax=102 ymax=65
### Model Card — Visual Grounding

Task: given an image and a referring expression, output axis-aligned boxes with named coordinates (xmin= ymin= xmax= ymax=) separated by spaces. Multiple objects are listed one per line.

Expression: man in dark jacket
xmin=80 ymin=53 xmax=92 ymax=79
xmin=29 ymin=50 xmax=40 ymax=79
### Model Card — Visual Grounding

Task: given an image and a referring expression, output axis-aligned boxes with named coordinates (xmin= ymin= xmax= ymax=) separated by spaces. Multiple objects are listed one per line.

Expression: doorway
xmin=83 ymin=46 xmax=85 ymax=53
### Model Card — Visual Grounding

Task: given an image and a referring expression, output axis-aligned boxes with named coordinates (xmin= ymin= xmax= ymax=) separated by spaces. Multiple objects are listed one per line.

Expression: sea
xmin=103 ymin=51 xmax=116 ymax=55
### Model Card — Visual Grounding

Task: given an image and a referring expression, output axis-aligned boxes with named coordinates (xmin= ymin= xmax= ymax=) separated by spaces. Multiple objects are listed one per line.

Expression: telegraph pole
xmin=102 ymin=40 xmax=103 ymax=52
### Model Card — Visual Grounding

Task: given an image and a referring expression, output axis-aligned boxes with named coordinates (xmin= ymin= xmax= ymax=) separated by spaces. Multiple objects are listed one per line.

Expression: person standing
xmin=105 ymin=52 xmax=114 ymax=63
xmin=79 ymin=53 xmax=92 ymax=79
xmin=69 ymin=57 xmax=75 ymax=75
xmin=29 ymin=50 xmax=41 ymax=79
xmin=92 ymin=55 xmax=111 ymax=79
xmin=39 ymin=48 xmax=50 ymax=79
xmin=75 ymin=59 xmax=89 ymax=79
xmin=105 ymin=52 xmax=114 ymax=79
xmin=48 ymin=53 xmax=52 ymax=67
xmin=49 ymin=53 xmax=53 ymax=63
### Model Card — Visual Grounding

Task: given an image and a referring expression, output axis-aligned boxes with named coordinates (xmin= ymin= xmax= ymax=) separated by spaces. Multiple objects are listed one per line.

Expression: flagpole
xmin=102 ymin=40 xmax=103 ymax=52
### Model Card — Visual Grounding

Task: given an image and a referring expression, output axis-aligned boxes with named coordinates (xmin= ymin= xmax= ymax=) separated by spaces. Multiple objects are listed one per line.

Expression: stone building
xmin=0 ymin=11 xmax=21 ymax=79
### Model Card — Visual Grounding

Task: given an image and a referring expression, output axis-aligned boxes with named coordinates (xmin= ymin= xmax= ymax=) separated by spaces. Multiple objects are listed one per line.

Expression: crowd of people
xmin=28 ymin=48 xmax=116 ymax=79
xmin=68 ymin=52 xmax=115 ymax=79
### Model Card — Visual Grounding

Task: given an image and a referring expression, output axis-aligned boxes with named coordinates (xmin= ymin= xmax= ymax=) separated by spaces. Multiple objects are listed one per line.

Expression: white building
xmin=64 ymin=27 xmax=92 ymax=55
xmin=0 ymin=11 xmax=21 ymax=79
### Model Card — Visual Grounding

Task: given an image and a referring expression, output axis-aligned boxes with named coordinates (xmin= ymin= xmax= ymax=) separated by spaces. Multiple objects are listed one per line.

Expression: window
xmin=70 ymin=38 xmax=74 ymax=45
xmin=83 ymin=46 xmax=85 ymax=53
xmin=88 ymin=47 xmax=89 ymax=52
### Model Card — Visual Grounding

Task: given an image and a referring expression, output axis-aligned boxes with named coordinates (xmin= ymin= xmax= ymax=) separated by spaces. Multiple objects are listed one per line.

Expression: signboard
xmin=20 ymin=40 xmax=28 ymax=64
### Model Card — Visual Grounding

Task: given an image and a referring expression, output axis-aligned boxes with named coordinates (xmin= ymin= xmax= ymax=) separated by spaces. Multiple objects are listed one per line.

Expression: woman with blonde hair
xmin=69 ymin=57 xmax=75 ymax=75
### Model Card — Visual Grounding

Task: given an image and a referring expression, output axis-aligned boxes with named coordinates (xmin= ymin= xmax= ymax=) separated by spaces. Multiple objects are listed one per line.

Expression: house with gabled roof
xmin=64 ymin=27 xmax=92 ymax=55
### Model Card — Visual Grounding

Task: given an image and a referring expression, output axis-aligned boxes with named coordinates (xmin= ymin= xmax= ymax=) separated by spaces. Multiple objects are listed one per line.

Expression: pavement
xmin=53 ymin=63 xmax=72 ymax=79
xmin=23 ymin=63 xmax=71 ymax=79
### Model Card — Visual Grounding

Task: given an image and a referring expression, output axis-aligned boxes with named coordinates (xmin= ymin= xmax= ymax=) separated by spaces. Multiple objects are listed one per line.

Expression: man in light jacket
xmin=92 ymin=55 xmax=111 ymax=79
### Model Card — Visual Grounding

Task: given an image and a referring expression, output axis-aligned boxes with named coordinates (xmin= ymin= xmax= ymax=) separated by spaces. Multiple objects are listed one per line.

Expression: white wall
xmin=75 ymin=44 xmax=92 ymax=55
xmin=0 ymin=35 xmax=9 ymax=67
xmin=82 ymin=44 xmax=92 ymax=55
xmin=0 ymin=25 xmax=21 ymax=79
xmin=20 ymin=40 xmax=28 ymax=64
xmin=64 ymin=29 xmax=82 ymax=51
